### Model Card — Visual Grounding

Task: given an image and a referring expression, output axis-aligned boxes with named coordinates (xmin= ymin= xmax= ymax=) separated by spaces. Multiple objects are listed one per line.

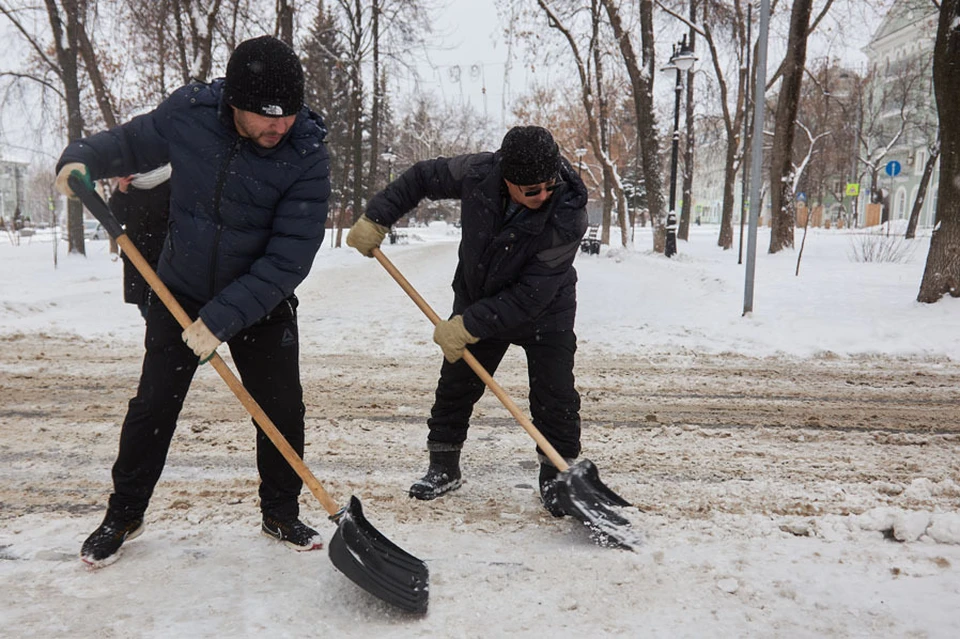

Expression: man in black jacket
xmin=346 ymin=126 xmax=588 ymax=516
xmin=109 ymin=164 xmax=172 ymax=319
xmin=54 ymin=36 xmax=331 ymax=567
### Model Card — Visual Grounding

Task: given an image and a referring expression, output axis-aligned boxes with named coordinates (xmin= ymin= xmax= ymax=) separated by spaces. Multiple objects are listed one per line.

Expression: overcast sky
xmin=0 ymin=0 xmax=900 ymax=171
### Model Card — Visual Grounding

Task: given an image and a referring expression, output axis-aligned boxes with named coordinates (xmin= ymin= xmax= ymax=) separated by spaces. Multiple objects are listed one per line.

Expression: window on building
xmin=915 ymin=149 xmax=927 ymax=175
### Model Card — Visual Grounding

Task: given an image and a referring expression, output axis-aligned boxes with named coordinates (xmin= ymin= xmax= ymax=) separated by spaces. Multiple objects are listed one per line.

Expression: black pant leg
xmin=109 ymin=300 xmax=199 ymax=517
xmin=520 ymin=331 xmax=581 ymax=460
xmin=426 ymin=339 xmax=510 ymax=449
xmin=228 ymin=298 xmax=305 ymax=520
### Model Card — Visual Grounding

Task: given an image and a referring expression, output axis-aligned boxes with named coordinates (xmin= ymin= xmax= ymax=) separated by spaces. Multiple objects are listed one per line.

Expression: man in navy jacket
xmin=346 ymin=126 xmax=588 ymax=516
xmin=55 ymin=36 xmax=331 ymax=567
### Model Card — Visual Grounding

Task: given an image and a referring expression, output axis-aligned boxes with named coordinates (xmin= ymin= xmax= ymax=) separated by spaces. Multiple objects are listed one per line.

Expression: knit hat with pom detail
xmin=224 ymin=36 xmax=304 ymax=117
xmin=498 ymin=126 xmax=561 ymax=185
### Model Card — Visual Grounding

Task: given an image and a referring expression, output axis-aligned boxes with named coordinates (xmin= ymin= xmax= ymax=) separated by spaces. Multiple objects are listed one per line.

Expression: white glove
xmin=55 ymin=162 xmax=92 ymax=199
xmin=182 ymin=318 xmax=221 ymax=363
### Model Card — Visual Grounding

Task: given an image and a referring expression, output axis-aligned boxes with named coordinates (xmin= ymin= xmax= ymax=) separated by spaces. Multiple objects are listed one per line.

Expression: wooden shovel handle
xmin=371 ymin=247 xmax=570 ymax=472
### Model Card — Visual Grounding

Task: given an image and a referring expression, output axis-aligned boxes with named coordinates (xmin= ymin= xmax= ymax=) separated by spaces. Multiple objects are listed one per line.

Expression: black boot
xmin=539 ymin=463 xmax=567 ymax=517
xmin=80 ymin=509 xmax=145 ymax=567
xmin=261 ymin=515 xmax=323 ymax=551
xmin=409 ymin=450 xmax=462 ymax=500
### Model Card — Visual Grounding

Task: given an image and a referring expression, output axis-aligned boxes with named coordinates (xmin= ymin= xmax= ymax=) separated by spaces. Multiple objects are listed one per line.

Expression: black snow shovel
xmin=70 ymin=175 xmax=428 ymax=614
xmin=371 ymin=247 xmax=641 ymax=550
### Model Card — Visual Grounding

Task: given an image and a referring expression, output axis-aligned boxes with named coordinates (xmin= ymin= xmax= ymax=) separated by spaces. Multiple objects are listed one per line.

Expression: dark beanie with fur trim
xmin=224 ymin=36 xmax=304 ymax=117
xmin=499 ymin=126 xmax=561 ymax=185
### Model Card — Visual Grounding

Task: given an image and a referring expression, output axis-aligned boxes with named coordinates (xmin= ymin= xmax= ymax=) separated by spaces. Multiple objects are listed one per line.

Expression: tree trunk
xmin=76 ymin=23 xmax=117 ymax=129
xmin=593 ymin=36 xmax=614 ymax=246
xmin=917 ymin=0 xmax=960 ymax=303
xmin=45 ymin=0 xmax=86 ymax=255
xmin=678 ymin=0 xmax=696 ymax=242
xmin=171 ymin=0 xmax=190 ymax=85
xmin=602 ymin=0 xmax=666 ymax=252
xmin=768 ymin=0 xmax=814 ymax=253
xmin=699 ymin=1 xmax=747 ymax=250
xmin=905 ymin=134 xmax=940 ymax=239
xmin=538 ymin=0 xmax=629 ymax=248
xmin=276 ymin=0 xmax=294 ymax=45
xmin=366 ymin=0 xmax=381 ymax=202
xmin=718 ymin=134 xmax=740 ymax=249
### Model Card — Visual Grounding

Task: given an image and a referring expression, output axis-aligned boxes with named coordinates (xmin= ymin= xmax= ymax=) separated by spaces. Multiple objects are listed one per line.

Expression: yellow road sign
xmin=845 ymin=183 xmax=860 ymax=197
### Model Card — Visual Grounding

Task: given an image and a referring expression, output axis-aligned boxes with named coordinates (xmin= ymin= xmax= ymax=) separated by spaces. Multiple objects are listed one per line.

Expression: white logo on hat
xmin=262 ymin=104 xmax=284 ymax=116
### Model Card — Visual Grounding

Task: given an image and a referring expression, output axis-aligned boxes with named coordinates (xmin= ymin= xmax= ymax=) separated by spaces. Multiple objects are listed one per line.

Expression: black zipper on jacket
xmin=209 ymin=137 xmax=244 ymax=298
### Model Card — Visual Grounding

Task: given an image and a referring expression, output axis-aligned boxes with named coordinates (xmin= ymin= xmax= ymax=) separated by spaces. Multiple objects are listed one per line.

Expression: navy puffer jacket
xmin=365 ymin=152 xmax=588 ymax=340
xmin=57 ymin=79 xmax=331 ymax=341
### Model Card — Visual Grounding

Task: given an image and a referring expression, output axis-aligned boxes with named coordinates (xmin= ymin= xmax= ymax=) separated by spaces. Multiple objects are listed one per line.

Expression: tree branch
xmin=654 ymin=0 xmax=705 ymax=37
xmin=0 ymin=2 xmax=62 ymax=77
xmin=0 ymin=71 xmax=65 ymax=99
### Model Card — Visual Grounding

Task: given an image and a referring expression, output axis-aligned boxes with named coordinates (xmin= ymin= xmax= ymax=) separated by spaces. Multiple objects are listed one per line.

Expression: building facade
xmin=863 ymin=0 xmax=939 ymax=227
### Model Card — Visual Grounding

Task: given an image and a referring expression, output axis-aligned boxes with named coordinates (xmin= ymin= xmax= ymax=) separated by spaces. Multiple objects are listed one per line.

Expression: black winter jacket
xmin=365 ymin=152 xmax=588 ymax=340
xmin=110 ymin=181 xmax=171 ymax=307
xmin=57 ymin=79 xmax=331 ymax=341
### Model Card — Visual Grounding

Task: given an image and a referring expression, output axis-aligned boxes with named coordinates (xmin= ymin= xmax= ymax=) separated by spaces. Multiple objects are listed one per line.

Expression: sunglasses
xmin=520 ymin=180 xmax=561 ymax=198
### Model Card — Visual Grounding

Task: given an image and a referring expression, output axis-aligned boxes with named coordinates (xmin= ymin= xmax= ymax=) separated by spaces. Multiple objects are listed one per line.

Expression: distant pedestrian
xmin=109 ymin=164 xmax=172 ymax=319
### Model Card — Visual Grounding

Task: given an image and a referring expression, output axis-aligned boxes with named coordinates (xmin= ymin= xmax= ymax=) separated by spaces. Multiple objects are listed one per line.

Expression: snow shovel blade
xmin=329 ymin=496 xmax=429 ymax=614
xmin=555 ymin=459 xmax=642 ymax=550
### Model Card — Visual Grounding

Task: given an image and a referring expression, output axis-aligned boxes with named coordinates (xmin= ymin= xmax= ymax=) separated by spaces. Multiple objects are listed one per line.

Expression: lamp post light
xmin=661 ymin=35 xmax=697 ymax=258
xmin=380 ymin=148 xmax=399 ymax=238
xmin=380 ymin=148 xmax=397 ymax=184
xmin=575 ymin=148 xmax=588 ymax=177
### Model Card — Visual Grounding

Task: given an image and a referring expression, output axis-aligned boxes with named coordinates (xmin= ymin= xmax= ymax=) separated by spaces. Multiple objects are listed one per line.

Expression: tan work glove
xmin=346 ymin=215 xmax=389 ymax=257
xmin=182 ymin=318 xmax=221 ymax=363
xmin=433 ymin=315 xmax=480 ymax=363
xmin=54 ymin=162 xmax=92 ymax=199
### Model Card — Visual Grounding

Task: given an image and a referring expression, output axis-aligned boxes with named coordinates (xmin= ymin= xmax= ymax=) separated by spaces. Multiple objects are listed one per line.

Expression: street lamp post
xmin=380 ymin=148 xmax=398 ymax=240
xmin=380 ymin=148 xmax=397 ymax=184
xmin=662 ymin=35 xmax=696 ymax=258
xmin=575 ymin=148 xmax=587 ymax=177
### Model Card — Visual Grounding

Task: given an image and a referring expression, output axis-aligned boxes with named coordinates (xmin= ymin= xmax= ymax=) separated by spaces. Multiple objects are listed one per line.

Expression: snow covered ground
xmin=1 ymin=223 xmax=959 ymax=637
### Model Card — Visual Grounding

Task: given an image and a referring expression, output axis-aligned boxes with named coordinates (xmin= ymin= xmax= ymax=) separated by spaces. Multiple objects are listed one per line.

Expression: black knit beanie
xmin=499 ymin=126 xmax=561 ymax=185
xmin=224 ymin=36 xmax=304 ymax=117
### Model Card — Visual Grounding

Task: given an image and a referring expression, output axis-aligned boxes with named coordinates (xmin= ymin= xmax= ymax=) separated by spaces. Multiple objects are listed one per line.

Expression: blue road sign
xmin=885 ymin=160 xmax=901 ymax=177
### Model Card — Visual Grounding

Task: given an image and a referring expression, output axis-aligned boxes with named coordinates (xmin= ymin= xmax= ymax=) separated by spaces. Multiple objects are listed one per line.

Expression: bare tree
xmin=905 ymin=131 xmax=940 ymax=238
xmin=170 ymin=0 xmax=223 ymax=83
xmin=602 ymin=0 xmax=667 ymax=251
xmin=1 ymin=0 xmax=89 ymax=253
xmin=768 ymin=0 xmax=815 ymax=253
xmin=659 ymin=0 xmax=767 ymax=251
xmin=792 ymin=59 xmax=858 ymax=227
xmin=917 ymin=0 xmax=960 ymax=303
xmin=276 ymin=0 xmax=295 ymax=44
xmin=535 ymin=0 xmax=630 ymax=247
xmin=678 ymin=0 xmax=697 ymax=242
xmin=905 ymin=43 xmax=940 ymax=239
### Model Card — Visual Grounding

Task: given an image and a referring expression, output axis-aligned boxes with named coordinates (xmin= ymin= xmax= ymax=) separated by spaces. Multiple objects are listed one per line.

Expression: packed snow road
xmin=2 ymin=333 xmax=958 ymax=525
xmin=2 ymin=234 xmax=959 ymax=636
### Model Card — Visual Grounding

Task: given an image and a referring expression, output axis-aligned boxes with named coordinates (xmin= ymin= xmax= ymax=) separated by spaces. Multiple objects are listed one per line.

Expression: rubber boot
xmin=539 ymin=462 xmax=567 ymax=517
xmin=409 ymin=450 xmax=462 ymax=500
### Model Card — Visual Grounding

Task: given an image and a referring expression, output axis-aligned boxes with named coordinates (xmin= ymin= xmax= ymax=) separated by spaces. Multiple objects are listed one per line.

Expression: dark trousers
xmin=108 ymin=296 xmax=305 ymax=521
xmin=426 ymin=330 xmax=582 ymax=460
